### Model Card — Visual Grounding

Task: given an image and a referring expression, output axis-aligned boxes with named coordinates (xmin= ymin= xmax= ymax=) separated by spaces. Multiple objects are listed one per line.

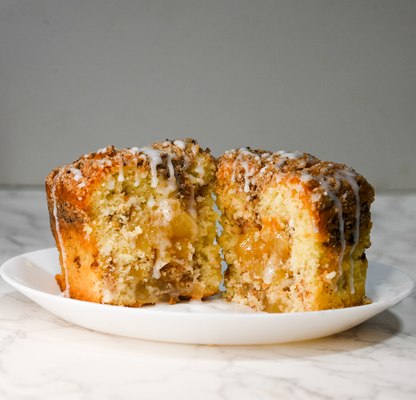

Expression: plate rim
xmin=1 ymin=248 xmax=414 ymax=344
xmin=1 ymin=247 xmax=414 ymax=318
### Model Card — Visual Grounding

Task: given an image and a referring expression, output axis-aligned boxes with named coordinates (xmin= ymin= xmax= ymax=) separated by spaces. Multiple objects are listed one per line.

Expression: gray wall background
xmin=1 ymin=0 xmax=415 ymax=190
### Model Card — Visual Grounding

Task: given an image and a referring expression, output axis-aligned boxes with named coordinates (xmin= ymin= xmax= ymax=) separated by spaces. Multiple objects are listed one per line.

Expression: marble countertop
xmin=0 ymin=187 xmax=415 ymax=400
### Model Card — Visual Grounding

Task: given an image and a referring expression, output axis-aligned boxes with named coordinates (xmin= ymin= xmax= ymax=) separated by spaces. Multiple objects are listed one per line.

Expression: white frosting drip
xmin=138 ymin=147 xmax=177 ymax=192
xmin=173 ymin=140 xmax=186 ymax=149
xmin=138 ymin=147 xmax=162 ymax=188
xmin=313 ymin=167 xmax=360 ymax=292
xmin=118 ymin=160 xmax=125 ymax=182
xmin=231 ymin=148 xmax=257 ymax=192
xmin=52 ymin=168 xmax=70 ymax=297
xmin=69 ymin=167 xmax=85 ymax=189
xmin=312 ymin=219 xmax=320 ymax=233
xmin=300 ymin=173 xmax=313 ymax=183
xmin=69 ymin=168 xmax=82 ymax=181
xmin=242 ymin=161 xmax=252 ymax=192
xmin=335 ymin=168 xmax=360 ymax=294
xmin=317 ymin=176 xmax=346 ymax=277
xmin=96 ymin=146 xmax=111 ymax=154
xmin=326 ymin=271 xmax=336 ymax=280
xmin=179 ymin=153 xmax=197 ymax=220
xmin=165 ymin=153 xmax=177 ymax=193
xmin=276 ymin=151 xmax=304 ymax=166
xmin=128 ymin=147 xmax=139 ymax=154
xmin=134 ymin=172 xmax=141 ymax=187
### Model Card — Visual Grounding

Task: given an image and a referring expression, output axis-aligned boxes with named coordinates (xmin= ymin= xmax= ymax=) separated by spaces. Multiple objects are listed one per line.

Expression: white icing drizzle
xmin=118 ymin=159 xmax=125 ymax=182
xmin=69 ymin=167 xmax=85 ymax=189
xmin=96 ymin=146 xmax=111 ymax=154
xmin=311 ymin=168 xmax=360 ymax=292
xmin=231 ymin=148 xmax=257 ymax=192
xmin=335 ymin=168 xmax=360 ymax=294
xmin=181 ymin=149 xmax=198 ymax=221
xmin=173 ymin=145 xmax=198 ymax=221
xmin=52 ymin=168 xmax=70 ymax=297
xmin=128 ymin=149 xmax=145 ymax=187
xmin=312 ymin=219 xmax=320 ymax=234
xmin=276 ymin=151 xmax=304 ymax=167
xmin=239 ymin=148 xmax=256 ymax=157
xmin=139 ymin=147 xmax=177 ymax=192
xmin=133 ymin=166 xmax=142 ymax=187
xmin=242 ymin=162 xmax=253 ymax=193
xmin=326 ymin=271 xmax=336 ymax=280
xmin=69 ymin=167 xmax=82 ymax=181
xmin=128 ymin=147 xmax=139 ymax=154
xmin=316 ymin=176 xmax=346 ymax=278
xmin=165 ymin=153 xmax=177 ymax=193
xmin=173 ymin=140 xmax=186 ymax=149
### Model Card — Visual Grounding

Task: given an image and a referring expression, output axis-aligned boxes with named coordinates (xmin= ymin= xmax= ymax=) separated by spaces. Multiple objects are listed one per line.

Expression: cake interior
xmin=53 ymin=146 xmax=222 ymax=306
xmin=218 ymin=183 xmax=371 ymax=313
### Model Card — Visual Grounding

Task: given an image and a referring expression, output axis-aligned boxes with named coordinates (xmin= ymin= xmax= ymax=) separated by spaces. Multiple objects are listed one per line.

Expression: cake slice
xmin=45 ymin=139 xmax=222 ymax=306
xmin=215 ymin=148 xmax=375 ymax=313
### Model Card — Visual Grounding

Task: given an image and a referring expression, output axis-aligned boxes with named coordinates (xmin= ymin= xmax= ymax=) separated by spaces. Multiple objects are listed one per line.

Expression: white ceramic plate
xmin=1 ymin=248 xmax=414 ymax=345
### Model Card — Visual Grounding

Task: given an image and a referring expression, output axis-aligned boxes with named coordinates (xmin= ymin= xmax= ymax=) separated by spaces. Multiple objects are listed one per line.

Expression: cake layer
xmin=45 ymin=139 xmax=222 ymax=306
xmin=215 ymin=148 xmax=375 ymax=313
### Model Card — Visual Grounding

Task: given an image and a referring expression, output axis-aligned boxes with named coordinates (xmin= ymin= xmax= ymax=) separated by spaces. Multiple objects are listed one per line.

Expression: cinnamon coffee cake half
xmin=45 ymin=139 xmax=222 ymax=306
xmin=215 ymin=148 xmax=374 ymax=313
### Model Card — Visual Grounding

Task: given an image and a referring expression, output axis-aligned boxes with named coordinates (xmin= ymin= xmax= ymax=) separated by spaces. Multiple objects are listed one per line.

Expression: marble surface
xmin=0 ymin=187 xmax=415 ymax=400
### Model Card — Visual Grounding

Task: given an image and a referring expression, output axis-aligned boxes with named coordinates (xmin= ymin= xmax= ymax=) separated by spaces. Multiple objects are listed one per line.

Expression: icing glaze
xmin=173 ymin=140 xmax=186 ymax=150
xmin=52 ymin=168 xmax=70 ymax=297
xmin=317 ymin=176 xmax=346 ymax=278
xmin=335 ymin=168 xmax=360 ymax=294
xmin=138 ymin=147 xmax=177 ymax=192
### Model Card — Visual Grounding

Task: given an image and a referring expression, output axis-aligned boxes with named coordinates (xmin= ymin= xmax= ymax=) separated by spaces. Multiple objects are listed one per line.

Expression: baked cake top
xmin=45 ymin=138 xmax=216 ymax=207
xmin=217 ymin=147 xmax=374 ymax=210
